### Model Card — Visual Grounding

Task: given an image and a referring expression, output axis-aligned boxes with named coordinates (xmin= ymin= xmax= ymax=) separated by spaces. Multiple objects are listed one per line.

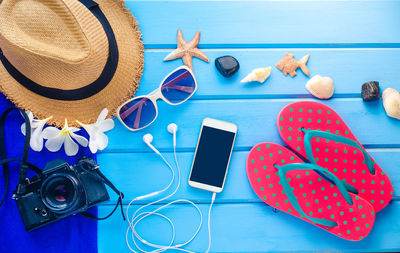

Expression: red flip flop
xmin=247 ymin=143 xmax=375 ymax=241
xmin=277 ymin=101 xmax=393 ymax=212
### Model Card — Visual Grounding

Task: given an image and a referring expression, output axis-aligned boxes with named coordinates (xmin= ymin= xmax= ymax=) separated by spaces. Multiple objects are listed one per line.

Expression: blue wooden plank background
xmin=97 ymin=1 xmax=400 ymax=252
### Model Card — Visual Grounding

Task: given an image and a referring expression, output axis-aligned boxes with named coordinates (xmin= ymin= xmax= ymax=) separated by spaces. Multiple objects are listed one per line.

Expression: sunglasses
xmin=117 ymin=66 xmax=197 ymax=131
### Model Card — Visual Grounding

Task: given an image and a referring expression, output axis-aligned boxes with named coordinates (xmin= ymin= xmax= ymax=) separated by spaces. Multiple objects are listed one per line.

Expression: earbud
xmin=167 ymin=123 xmax=178 ymax=134
xmin=143 ymin=133 xmax=153 ymax=143
xmin=167 ymin=123 xmax=178 ymax=147
xmin=143 ymin=133 xmax=161 ymax=155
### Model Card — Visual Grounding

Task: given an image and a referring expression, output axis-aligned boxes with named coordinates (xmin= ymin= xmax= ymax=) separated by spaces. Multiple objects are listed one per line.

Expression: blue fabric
xmin=0 ymin=94 xmax=97 ymax=253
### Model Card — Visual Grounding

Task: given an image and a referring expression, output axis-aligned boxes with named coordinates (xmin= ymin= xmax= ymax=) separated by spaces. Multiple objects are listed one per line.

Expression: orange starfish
xmin=164 ymin=29 xmax=209 ymax=70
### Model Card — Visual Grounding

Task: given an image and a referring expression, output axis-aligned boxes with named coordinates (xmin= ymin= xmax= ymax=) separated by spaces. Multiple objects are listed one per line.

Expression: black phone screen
xmin=190 ymin=126 xmax=236 ymax=188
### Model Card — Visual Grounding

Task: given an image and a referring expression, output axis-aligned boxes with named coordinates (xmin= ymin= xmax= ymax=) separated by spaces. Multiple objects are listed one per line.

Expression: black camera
xmin=14 ymin=157 xmax=112 ymax=231
xmin=0 ymin=108 xmax=123 ymax=231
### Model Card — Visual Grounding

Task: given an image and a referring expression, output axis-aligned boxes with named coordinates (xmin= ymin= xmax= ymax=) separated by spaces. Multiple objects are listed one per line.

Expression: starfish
xmin=164 ymin=29 xmax=209 ymax=70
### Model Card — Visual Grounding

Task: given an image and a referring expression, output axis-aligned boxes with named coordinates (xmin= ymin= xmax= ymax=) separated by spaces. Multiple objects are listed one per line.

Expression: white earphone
xmin=167 ymin=123 xmax=178 ymax=147
xmin=125 ymin=123 xmax=214 ymax=253
xmin=143 ymin=133 xmax=161 ymax=155
xmin=143 ymin=123 xmax=177 ymax=154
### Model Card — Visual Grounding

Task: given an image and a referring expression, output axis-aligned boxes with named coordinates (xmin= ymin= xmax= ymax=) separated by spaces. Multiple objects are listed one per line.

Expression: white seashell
xmin=240 ymin=66 xmax=271 ymax=83
xmin=305 ymin=75 xmax=334 ymax=99
xmin=382 ymin=88 xmax=400 ymax=120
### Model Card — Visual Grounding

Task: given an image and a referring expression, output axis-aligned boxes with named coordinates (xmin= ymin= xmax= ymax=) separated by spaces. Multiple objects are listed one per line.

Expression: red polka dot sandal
xmin=247 ymin=143 xmax=375 ymax=241
xmin=277 ymin=101 xmax=393 ymax=212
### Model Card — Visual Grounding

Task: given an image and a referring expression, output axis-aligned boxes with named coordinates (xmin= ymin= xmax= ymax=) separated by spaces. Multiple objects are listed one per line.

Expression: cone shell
xmin=305 ymin=75 xmax=334 ymax=99
xmin=382 ymin=88 xmax=400 ymax=120
xmin=241 ymin=66 xmax=271 ymax=83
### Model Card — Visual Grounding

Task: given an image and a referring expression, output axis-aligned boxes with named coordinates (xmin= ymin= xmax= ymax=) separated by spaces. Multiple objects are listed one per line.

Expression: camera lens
xmin=41 ymin=174 xmax=81 ymax=213
xmin=54 ymin=184 xmax=69 ymax=202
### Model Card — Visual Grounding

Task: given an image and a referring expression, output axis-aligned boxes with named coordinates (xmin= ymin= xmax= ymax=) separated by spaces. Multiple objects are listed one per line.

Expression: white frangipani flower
xmin=20 ymin=111 xmax=52 ymax=152
xmin=42 ymin=119 xmax=88 ymax=156
xmin=77 ymin=108 xmax=114 ymax=154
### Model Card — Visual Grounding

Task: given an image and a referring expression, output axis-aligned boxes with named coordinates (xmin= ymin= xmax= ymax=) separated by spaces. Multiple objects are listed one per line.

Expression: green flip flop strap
xmin=276 ymin=163 xmax=354 ymax=227
xmin=302 ymin=129 xmax=375 ymax=175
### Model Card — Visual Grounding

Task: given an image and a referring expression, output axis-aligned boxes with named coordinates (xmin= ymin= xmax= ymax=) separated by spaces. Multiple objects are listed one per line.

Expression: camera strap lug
xmin=79 ymin=169 xmax=125 ymax=221
xmin=16 ymin=184 xmax=26 ymax=195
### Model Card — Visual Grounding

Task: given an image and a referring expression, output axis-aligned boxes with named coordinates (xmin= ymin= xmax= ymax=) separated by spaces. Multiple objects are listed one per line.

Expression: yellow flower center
xmin=60 ymin=128 xmax=69 ymax=135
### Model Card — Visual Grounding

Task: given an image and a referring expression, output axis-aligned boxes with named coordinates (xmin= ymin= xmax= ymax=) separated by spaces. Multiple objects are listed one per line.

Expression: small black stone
xmin=362 ymin=81 xmax=380 ymax=101
xmin=215 ymin=56 xmax=239 ymax=77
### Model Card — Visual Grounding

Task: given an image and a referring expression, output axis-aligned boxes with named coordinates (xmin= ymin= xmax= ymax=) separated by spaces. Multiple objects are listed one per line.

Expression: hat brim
xmin=0 ymin=0 xmax=144 ymax=127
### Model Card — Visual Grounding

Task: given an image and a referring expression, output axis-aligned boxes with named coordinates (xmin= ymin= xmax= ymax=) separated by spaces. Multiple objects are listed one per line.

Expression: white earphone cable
xmin=125 ymin=131 xmax=215 ymax=253
xmin=205 ymin=192 xmax=216 ymax=253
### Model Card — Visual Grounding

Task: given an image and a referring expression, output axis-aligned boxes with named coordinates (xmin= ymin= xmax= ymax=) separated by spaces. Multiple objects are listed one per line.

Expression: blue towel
xmin=0 ymin=94 xmax=97 ymax=253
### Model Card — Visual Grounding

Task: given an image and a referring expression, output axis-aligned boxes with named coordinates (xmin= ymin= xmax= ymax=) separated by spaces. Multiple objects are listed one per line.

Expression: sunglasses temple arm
xmin=133 ymin=103 xmax=144 ymax=129
xmin=162 ymin=82 xmax=194 ymax=93
xmin=161 ymin=71 xmax=193 ymax=90
xmin=120 ymin=102 xmax=144 ymax=119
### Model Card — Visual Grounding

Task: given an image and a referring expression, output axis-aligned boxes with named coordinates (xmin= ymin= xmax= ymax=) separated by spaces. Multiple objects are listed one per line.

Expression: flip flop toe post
xmin=247 ymin=143 xmax=375 ymax=241
xmin=277 ymin=101 xmax=393 ymax=212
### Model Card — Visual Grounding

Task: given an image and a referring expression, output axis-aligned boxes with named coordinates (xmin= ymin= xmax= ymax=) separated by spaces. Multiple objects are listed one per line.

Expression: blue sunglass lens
xmin=118 ymin=97 xmax=156 ymax=130
xmin=161 ymin=68 xmax=195 ymax=104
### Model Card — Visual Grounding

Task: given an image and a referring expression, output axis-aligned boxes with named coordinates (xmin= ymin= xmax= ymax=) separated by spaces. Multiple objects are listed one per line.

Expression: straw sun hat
xmin=0 ymin=0 xmax=143 ymax=127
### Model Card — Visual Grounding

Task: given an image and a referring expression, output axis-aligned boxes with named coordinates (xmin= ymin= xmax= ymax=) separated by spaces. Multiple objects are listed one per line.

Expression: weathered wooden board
xmin=97 ymin=1 xmax=400 ymax=252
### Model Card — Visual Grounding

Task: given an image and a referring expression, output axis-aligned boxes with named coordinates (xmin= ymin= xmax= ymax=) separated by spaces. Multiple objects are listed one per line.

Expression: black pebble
xmin=215 ymin=56 xmax=239 ymax=77
xmin=362 ymin=81 xmax=380 ymax=101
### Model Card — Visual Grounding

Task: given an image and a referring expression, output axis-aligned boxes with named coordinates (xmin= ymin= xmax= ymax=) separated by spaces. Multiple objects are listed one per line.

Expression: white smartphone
xmin=188 ymin=118 xmax=237 ymax=193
